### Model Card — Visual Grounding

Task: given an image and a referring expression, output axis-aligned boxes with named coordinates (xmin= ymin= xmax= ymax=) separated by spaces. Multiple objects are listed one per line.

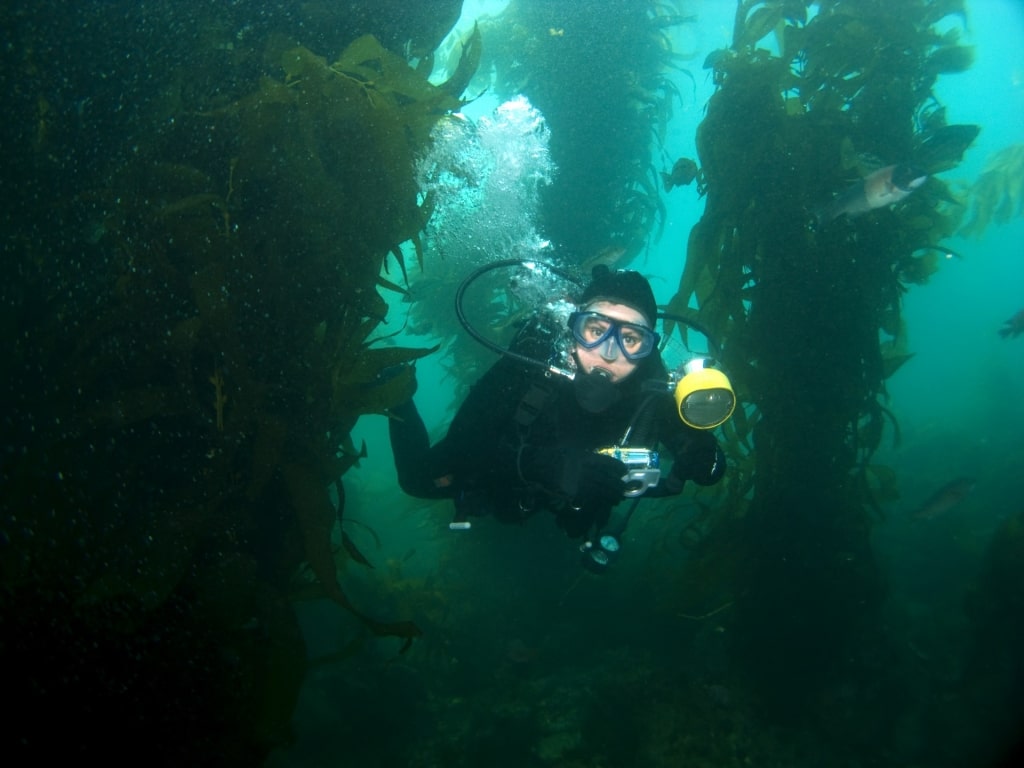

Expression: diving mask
xmin=569 ymin=311 xmax=659 ymax=361
xmin=671 ymin=358 xmax=736 ymax=429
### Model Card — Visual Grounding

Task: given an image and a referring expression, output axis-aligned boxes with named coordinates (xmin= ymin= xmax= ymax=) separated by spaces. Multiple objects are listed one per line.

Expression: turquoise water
xmin=339 ymin=2 xmax=1024 ymax=766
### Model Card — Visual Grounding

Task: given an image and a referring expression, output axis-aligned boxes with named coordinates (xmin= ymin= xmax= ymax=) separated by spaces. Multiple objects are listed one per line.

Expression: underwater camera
xmin=596 ymin=446 xmax=660 ymax=497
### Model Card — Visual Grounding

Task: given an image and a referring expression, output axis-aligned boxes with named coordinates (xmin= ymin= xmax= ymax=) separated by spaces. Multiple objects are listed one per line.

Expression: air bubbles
xmin=415 ymin=96 xmax=555 ymax=271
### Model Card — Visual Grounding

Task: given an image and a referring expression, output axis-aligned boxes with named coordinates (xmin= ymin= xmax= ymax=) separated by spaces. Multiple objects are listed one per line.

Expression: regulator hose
xmin=454 ymin=258 xmax=583 ymax=373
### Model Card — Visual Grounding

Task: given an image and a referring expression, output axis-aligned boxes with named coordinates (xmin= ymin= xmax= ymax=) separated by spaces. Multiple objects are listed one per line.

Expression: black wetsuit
xmin=389 ymin=329 xmax=725 ymax=538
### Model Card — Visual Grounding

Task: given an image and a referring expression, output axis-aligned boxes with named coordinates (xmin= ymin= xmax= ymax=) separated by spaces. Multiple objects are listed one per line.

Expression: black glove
xmin=574 ymin=452 xmax=629 ymax=508
xmin=520 ymin=446 xmax=627 ymax=507
xmin=674 ymin=432 xmax=726 ymax=486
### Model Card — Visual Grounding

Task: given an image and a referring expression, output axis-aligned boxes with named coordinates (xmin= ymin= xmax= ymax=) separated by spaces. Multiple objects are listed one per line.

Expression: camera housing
xmin=597 ymin=446 xmax=660 ymax=497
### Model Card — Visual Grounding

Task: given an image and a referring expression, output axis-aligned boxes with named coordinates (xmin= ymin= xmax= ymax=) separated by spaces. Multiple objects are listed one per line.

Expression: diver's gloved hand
xmin=574 ymin=452 xmax=629 ymax=508
xmin=367 ymin=362 xmax=418 ymax=415
xmin=675 ymin=433 xmax=726 ymax=486
xmin=520 ymin=446 xmax=627 ymax=506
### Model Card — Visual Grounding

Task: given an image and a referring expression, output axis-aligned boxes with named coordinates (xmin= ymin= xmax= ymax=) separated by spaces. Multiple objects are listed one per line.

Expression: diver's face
xmin=573 ymin=301 xmax=647 ymax=382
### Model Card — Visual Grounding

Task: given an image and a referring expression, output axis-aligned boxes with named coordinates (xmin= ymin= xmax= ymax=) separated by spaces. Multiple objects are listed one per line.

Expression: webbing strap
xmin=515 ymin=382 xmax=553 ymax=428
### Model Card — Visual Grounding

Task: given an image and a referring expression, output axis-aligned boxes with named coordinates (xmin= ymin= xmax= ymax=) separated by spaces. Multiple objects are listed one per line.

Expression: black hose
xmin=620 ymin=392 xmax=661 ymax=447
xmin=657 ymin=311 xmax=722 ymax=358
xmin=454 ymin=258 xmax=583 ymax=372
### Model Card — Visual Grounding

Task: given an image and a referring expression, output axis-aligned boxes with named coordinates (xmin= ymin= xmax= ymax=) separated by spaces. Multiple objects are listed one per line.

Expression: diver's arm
xmin=680 ymin=429 xmax=726 ymax=486
xmin=441 ymin=358 xmax=530 ymax=486
xmin=645 ymin=425 xmax=726 ymax=497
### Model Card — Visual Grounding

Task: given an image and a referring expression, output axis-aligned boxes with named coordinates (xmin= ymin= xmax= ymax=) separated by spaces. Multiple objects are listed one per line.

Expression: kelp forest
xmin=2 ymin=0 xmax=471 ymax=760
xmin=2 ymin=0 xmax=1023 ymax=766
xmin=670 ymin=1 xmax=1020 ymax=760
xmin=673 ymin=0 xmax=981 ymax=712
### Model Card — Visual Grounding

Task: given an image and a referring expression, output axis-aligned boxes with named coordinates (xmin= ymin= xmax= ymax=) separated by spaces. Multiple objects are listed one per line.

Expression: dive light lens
xmin=674 ymin=363 xmax=736 ymax=429
xmin=681 ymin=388 xmax=735 ymax=429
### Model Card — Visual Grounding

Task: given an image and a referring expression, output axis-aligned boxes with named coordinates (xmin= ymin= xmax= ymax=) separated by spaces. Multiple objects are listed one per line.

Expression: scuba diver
xmin=386 ymin=264 xmax=731 ymax=569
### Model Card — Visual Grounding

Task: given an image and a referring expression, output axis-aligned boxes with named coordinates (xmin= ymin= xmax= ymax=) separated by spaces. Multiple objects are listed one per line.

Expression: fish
xmin=911 ymin=476 xmax=976 ymax=520
xmin=815 ymin=164 xmax=928 ymax=227
xmin=661 ymin=157 xmax=700 ymax=191
xmin=998 ymin=308 xmax=1024 ymax=339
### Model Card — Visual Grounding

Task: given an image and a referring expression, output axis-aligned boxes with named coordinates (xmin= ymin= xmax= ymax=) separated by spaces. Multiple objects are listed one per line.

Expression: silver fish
xmin=911 ymin=476 xmax=976 ymax=521
xmin=816 ymin=164 xmax=928 ymax=226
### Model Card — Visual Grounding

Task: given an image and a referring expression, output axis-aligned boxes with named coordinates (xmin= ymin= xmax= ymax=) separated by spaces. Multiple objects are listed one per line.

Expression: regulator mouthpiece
xmin=573 ymin=369 xmax=621 ymax=412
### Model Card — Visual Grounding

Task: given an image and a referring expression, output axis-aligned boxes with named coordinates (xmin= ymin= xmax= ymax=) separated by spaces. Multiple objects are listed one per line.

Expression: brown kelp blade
xmin=341 ymin=531 xmax=374 ymax=569
xmin=285 ymin=463 xmax=422 ymax=649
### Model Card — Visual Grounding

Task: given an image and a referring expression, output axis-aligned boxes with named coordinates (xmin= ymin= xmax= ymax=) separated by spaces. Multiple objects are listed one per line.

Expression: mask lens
xmin=615 ymin=322 xmax=656 ymax=360
xmin=571 ymin=312 xmax=614 ymax=348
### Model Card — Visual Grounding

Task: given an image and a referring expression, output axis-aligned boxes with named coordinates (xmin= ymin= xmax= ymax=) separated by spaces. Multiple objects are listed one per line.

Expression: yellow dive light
xmin=673 ymin=358 xmax=736 ymax=429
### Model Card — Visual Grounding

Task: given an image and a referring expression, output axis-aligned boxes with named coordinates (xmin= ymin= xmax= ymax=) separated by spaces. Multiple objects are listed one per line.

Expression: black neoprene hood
xmin=578 ymin=265 xmax=658 ymax=327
